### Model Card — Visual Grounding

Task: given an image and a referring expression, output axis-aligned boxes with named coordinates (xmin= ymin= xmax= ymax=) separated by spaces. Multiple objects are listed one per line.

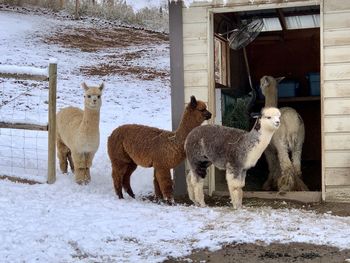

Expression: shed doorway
xmin=212 ymin=4 xmax=321 ymax=201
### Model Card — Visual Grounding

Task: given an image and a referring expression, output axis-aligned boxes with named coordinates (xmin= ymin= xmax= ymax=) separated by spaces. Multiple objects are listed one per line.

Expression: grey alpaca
xmin=185 ymin=107 xmax=281 ymax=209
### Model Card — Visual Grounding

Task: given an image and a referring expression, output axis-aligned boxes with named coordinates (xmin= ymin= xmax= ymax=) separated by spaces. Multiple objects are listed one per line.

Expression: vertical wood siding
xmin=323 ymin=0 xmax=350 ymax=201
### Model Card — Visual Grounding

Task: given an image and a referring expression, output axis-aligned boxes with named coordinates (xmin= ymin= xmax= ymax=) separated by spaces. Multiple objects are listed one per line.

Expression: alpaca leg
xmin=122 ymin=163 xmax=137 ymax=198
xmin=275 ymin=143 xmax=295 ymax=192
xmin=192 ymin=175 xmax=205 ymax=207
xmin=83 ymin=153 xmax=96 ymax=184
xmin=291 ymin=148 xmax=309 ymax=191
xmin=154 ymin=168 xmax=173 ymax=203
xmin=226 ymin=169 xmax=246 ymax=209
xmin=186 ymin=170 xmax=196 ymax=204
xmin=111 ymin=162 xmax=130 ymax=199
xmin=71 ymin=152 xmax=88 ymax=184
xmin=291 ymin=149 xmax=302 ymax=178
xmin=67 ymin=151 xmax=74 ymax=173
xmin=262 ymin=149 xmax=278 ymax=191
xmin=153 ymin=172 xmax=162 ymax=200
xmin=56 ymin=138 xmax=69 ymax=173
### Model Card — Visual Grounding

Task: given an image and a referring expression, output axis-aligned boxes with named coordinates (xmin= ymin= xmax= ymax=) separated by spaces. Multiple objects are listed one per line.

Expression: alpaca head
xmin=82 ymin=82 xmax=104 ymax=110
xmin=186 ymin=96 xmax=212 ymax=123
xmin=260 ymin=75 xmax=285 ymax=96
xmin=256 ymin=107 xmax=281 ymax=132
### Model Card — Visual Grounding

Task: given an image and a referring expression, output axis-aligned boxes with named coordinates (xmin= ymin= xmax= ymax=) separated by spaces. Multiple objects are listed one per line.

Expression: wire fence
xmin=0 ymin=62 xmax=57 ymax=183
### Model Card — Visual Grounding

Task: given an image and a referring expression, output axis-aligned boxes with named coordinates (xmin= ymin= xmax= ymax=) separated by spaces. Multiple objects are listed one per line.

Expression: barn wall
xmin=182 ymin=6 xmax=210 ymax=103
xmin=180 ymin=0 xmax=350 ymax=201
xmin=323 ymin=0 xmax=350 ymax=202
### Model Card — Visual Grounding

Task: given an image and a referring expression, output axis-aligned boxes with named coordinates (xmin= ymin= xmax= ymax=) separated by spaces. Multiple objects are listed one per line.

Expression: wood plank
xmin=324 ymin=98 xmax=350 ymax=114
xmin=324 ymin=0 xmax=350 ymax=13
xmin=183 ymin=39 xmax=208 ymax=55
xmin=325 ymin=186 xmax=350 ymax=202
xmin=324 ymin=46 xmax=350 ymax=64
xmin=324 ymin=116 xmax=350 ymax=132
xmin=0 ymin=122 xmax=48 ymax=131
xmin=214 ymin=190 xmax=322 ymax=203
xmin=324 ymin=63 xmax=350 ymax=81
xmin=325 ymin=168 xmax=350 ymax=186
xmin=184 ymin=54 xmax=208 ymax=71
xmin=183 ymin=6 xmax=207 ymax=24
xmin=325 ymin=151 xmax=350 ymax=168
xmin=183 ymin=22 xmax=207 ymax=39
xmin=325 ymin=134 xmax=350 ymax=150
xmin=324 ymin=81 xmax=350 ymax=98
xmin=184 ymin=70 xmax=208 ymax=87
xmin=324 ymin=12 xmax=350 ymax=30
xmin=184 ymin=86 xmax=208 ymax=102
xmin=0 ymin=73 xmax=48 ymax=81
xmin=324 ymin=30 xmax=350 ymax=47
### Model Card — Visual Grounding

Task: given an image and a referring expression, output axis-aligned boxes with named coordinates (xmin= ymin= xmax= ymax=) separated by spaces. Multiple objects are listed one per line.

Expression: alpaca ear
xmin=190 ymin=96 xmax=197 ymax=109
xmin=260 ymin=76 xmax=269 ymax=88
xmin=99 ymin=82 xmax=104 ymax=91
xmin=276 ymin=77 xmax=285 ymax=83
xmin=250 ymin=112 xmax=261 ymax=119
xmin=81 ymin=82 xmax=89 ymax=91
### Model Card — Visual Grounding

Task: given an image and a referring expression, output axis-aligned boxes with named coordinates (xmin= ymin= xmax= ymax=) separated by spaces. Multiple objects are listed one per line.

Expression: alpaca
xmin=56 ymin=82 xmax=104 ymax=184
xmin=260 ymin=76 xmax=308 ymax=191
xmin=107 ymin=96 xmax=212 ymax=201
xmin=185 ymin=107 xmax=281 ymax=209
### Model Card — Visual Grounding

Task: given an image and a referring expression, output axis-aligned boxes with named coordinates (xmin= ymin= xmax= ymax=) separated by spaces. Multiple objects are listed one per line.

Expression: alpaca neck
xmin=264 ymin=88 xmax=278 ymax=107
xmin=80 ymin=107 xmax=100 ymax=134
xmin=174 ymin=110 xmax=201 ymax=143
xmin=244 ymin=126 xmax=274 ymax=168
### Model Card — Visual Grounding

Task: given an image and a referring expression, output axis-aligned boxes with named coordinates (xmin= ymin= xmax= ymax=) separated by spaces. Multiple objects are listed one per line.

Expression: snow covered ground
xmin=0 ymin=6 xmax=350 ymax=263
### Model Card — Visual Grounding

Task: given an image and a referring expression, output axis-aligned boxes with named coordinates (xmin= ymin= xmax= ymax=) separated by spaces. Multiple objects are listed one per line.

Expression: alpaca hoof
xmin=76 ymin=179 xmax=89 ymax=185
xmin=198 ymin=202 xmax=206 ymax=208
xmin=126 ymin=189 xmax=135 ymax=198
xmin=232 ymin=203 xmax=242 ymax=209
xmin=164 ymin=198 xmax=175 ymax=206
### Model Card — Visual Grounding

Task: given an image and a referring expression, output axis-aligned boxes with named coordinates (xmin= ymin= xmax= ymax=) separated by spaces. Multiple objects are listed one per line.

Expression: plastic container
xmin=278 ymin=80 xmax=299 ymax=97
xmin=307 ymin=72 xmax=320 ymax=96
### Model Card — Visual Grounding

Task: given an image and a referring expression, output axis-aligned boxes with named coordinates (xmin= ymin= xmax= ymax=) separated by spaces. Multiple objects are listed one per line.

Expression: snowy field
xmin=0 ymin=5 xmax=350 ymax=263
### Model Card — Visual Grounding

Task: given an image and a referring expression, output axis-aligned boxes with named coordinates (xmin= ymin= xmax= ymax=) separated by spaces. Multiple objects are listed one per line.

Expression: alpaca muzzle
xmin=204 ymin=110 xmax=212 ymax=120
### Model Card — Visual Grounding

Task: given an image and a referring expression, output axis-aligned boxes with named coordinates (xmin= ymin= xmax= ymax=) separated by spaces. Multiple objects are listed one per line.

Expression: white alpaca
xmin=260 ymin=76 xmax=308 ymax=191
xmin=56 ymin=82 xmax=104 ymax=184
xmin=185 ymin=107 xmax=281 ymax=209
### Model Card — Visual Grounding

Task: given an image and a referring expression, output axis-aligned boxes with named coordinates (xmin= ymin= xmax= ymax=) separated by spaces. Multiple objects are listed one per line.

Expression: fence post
xmin=47 ymin=62 xmax=57 ymax=184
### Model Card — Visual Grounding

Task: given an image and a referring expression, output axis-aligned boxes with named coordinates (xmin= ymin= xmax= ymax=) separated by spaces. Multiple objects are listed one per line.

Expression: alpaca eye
xmin=87 ymin=95 xmax=91 ymax=98
xmin=97 ymin=95 xmax=101 ymax=99
xmin=267 ymin=117 xmax=271 ymax=119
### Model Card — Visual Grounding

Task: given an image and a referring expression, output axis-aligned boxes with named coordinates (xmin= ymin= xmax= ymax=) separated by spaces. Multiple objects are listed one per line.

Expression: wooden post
xmin=169 ymin=1 xmax=186 ymax=197
xmin=75 ymin=0 xmax=79 ymax=20
xmin=47 ymin=62 xmax=57 ymax=184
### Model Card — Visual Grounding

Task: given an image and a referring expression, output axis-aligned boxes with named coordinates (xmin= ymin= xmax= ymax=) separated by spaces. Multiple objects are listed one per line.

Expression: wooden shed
xmin=169 ymin=0 xmax=350 ymax=203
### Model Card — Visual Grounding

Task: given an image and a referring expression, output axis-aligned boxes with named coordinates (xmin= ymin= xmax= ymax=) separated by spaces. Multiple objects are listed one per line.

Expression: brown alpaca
xmin=107 ymin=96 xmax=212 ymax=201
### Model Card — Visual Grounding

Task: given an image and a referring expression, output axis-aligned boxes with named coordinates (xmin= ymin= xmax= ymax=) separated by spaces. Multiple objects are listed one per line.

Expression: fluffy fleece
xmin=260 ymin=76 xmax=308 ymax=192
xmin=107 ymin=96 xmax=211 ymax=201
xmin=185 ymin=107 xmax=281 ymax=209
xmin=56 ymin=82 xmax=104 ymax=184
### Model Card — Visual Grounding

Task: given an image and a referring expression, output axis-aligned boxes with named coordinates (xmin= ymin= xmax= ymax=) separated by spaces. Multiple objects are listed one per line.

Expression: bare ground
xmin=39 ymin=19 xmax=350 ymax=263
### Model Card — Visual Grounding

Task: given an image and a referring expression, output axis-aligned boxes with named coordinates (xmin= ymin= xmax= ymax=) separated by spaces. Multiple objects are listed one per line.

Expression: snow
xmin=0 ymin=6 xmax=350 ymax=263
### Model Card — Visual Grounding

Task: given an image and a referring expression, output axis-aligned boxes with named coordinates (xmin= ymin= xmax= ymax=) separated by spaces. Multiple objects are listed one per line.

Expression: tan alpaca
xmin=260 ymin=76 xmax=308 ymax=191
xmin=107 ymin=96 xmax=212 ymax=202
xmin=56 ymin=82 xmax=104 ymax=184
